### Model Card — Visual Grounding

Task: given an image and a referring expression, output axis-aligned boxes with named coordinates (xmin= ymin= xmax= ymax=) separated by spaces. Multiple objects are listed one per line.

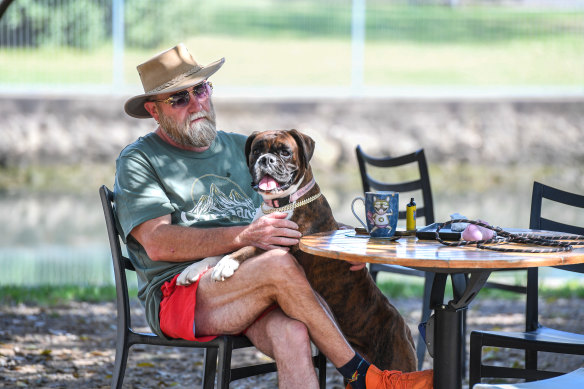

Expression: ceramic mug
xmin=351 ymin=191 xmax=399 ymax=238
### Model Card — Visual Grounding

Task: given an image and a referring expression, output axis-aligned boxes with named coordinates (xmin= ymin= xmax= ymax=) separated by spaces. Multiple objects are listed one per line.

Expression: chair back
xmin=99 ymin=185 xmax=135 ymax=331
xmin=355 ymin=146 xmax=435 ymax=225
xmin=525 ymin=181 xmax=584 ymax=331
xmin=529 ymin=182 xmax=584 ymax=236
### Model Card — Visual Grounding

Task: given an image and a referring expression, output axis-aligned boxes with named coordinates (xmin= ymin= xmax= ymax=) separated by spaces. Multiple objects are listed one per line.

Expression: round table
xmin=300 ymin=230 xmax=584 ymax=389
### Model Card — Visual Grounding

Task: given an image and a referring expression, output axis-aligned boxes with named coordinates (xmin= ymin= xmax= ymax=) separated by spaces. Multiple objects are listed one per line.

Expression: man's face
xmin=151 ymin=83 xmax=217 ymax=148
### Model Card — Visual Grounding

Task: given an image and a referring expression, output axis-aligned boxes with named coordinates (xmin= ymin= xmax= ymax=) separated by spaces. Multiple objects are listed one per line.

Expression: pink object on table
xmin=461 ymin=220 xmax=495 ymax=241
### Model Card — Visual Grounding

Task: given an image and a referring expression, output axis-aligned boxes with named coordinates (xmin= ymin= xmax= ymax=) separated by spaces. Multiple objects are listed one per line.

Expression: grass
xmin=377 ymin=274 xmax=584 ymax=301
xmin=0 ymin=285 xmax=123 ymax=306
xmin=1 ymin=4 xmax=582 ymax=87
xmin=2 ymin=278 xmax=582 ymax=307
xmin=2 ymin=34 xmax=582 ymax=87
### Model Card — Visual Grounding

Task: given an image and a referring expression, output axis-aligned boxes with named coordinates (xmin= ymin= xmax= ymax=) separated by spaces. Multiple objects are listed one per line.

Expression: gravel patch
xmin=1 ymin=297 xmax=583 ymax=388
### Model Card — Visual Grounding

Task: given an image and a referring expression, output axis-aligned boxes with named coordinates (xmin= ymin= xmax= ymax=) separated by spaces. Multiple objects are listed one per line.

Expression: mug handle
xmin=351 ymin=197 xmax=368 ymax=230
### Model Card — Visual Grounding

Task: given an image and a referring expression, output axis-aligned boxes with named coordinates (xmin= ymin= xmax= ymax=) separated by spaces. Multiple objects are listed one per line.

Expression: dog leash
xmin=260 ymin=192 xmax=322 ymax=215
xmin=435 ymin=219 xmax=584 ymax=253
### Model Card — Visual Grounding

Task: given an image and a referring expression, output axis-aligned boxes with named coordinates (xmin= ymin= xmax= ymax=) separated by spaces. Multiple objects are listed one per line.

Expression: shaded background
xmin=1 ymin=0 xmax=583 ymax=285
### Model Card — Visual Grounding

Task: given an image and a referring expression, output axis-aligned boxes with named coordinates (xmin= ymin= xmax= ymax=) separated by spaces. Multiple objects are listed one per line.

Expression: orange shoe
xmin=365 ymin=365 xmax=433 ymax=389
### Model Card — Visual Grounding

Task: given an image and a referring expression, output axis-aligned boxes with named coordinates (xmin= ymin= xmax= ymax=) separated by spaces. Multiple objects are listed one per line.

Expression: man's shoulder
xmin=118 ymin=132 xmax=159 ymax=159
xmin=218 ymin=131 xmax=247 ymax=145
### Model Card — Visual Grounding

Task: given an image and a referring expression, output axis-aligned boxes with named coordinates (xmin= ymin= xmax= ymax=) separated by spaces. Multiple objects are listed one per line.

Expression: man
xmin=114 ymin=43 xmax=432 ymax=389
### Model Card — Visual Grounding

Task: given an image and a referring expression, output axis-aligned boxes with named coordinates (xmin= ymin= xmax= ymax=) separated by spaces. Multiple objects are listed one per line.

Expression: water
xmin=1 ymin=165 xmax=583 ymax=286
xmin=0 ymin=192 xmax=113 ymax=285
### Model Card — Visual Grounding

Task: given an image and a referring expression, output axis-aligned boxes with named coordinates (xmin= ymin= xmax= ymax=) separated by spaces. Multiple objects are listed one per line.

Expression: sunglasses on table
xmin=152 ymin=81 xmax=213 ymax=108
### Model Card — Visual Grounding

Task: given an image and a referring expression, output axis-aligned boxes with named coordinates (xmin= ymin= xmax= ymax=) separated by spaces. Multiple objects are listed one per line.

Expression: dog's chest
xmin=252 ymin=206 xmax=293 ymax=221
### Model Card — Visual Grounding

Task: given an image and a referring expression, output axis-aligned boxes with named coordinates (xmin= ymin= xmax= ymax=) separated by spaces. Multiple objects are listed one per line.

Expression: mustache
xmin=189 ymin=108 xmax=215 ymax=124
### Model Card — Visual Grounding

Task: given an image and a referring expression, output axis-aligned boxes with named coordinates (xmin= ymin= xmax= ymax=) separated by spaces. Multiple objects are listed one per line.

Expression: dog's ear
xmin=244 ymin=131 xmax=260 ymax=167
xmin=288 ymin=129 xmax=315 ymax=166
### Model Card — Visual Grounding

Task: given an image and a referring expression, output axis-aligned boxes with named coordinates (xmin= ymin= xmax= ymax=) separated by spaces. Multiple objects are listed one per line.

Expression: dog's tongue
xmin=259 ymin=175 xmax=279 ymax=191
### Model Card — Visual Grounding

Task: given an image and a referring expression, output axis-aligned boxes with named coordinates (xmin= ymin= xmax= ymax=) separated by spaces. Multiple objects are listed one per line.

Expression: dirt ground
xmin=1 ymin=296 xmax=584 ymax=388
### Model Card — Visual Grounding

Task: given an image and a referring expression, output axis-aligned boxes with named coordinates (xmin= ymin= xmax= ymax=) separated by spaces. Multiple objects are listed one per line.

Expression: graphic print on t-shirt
xmin=180 ymin=174 xmax=257 ymax=224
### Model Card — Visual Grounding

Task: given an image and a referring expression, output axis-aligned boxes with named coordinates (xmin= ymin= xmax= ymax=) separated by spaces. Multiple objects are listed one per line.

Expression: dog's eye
xmin=252 ymin=149 xmax=261 ymax=156
xmin=280 ymin=150 xmax=291 ymax=158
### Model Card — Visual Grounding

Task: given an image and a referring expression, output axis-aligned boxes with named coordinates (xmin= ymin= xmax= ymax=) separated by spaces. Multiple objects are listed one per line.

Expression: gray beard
xmin=158 ymin=102 xmax=217 ymax=148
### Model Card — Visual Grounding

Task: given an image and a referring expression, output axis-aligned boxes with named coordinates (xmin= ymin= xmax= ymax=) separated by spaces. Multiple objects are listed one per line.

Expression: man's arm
xmin=131 ymin=212 xmax=301 ymax=262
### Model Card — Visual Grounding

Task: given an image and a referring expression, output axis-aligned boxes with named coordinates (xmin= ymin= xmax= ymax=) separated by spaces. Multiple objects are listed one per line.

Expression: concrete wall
xmin=1 ymin=95 xmax=583 ymax=168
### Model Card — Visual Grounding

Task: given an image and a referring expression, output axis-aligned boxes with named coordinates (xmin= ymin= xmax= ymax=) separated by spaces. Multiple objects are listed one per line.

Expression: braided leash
xmin=435 ymin=219 xmax=584 ymax=253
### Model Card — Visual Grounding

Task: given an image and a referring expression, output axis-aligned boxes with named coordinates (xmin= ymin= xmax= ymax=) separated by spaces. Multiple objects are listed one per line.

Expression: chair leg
xmin=452 ymin=274 xmax=468 ymax=379
xmin=468 ymin=332 xmax=482 ymax=389
xmin=370 ymin=269 xmax=379 ymax=283
xmin=203 ymin=347 xmax=218 ymax=389
xmin=217 ymin=337 xmax=234 ymax=389
xmin=111 ymin=330 xmax=130 ymax=389
xmin=462 ymin=308 xmax=467 ymax=378
xmin=525 ymin=349 xmax=538 ymax=382
xmin=316 ymin=351 xmax=327 ymax=389
xmin=417 ymin=273 xmax=434 ymax=370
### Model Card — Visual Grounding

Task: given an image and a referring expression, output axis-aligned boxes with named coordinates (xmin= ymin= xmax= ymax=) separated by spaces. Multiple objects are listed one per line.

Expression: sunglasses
xmin=153 ymin=81 xmax=213 ymax=108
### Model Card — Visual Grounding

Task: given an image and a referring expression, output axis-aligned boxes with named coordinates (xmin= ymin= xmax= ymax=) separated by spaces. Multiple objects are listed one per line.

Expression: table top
xmin=299 ymin=229 xmax=584 ymax=272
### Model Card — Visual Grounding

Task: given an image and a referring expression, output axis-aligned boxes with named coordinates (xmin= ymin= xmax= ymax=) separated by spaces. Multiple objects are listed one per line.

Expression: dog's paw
xmin=176 ymin=256 xmax=221 ymax=286
xmin=177 ymin=262 xmax=201 ymax=286
xmin=211 ymin=255 xmax=240 ymax=282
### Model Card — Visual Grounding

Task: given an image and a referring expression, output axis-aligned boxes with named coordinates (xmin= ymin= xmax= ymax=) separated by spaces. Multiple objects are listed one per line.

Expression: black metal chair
xmin=355 ymin=146 xmax=436 ymax=369
xmin=355 ymin=146 xmax=528 ymax=372
xmin=472 ymin=367 xmax=584 ymax=389
xmin=99 ymin=185 xmax=327 ymax=388
xmin=469 ymin=181 xmax=584 ymax=387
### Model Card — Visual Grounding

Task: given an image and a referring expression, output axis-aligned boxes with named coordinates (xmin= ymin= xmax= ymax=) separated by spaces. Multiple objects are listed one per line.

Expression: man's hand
xmin=348 ymin=261 xmax=367 ymax=271
xmin=337 ymin=222 xmax=355 ymax=230
xmin=239 ymin=212 xmax=301 ymax=251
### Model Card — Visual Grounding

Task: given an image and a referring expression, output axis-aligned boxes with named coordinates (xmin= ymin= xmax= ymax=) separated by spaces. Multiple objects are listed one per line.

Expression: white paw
xmin=176 ymin=256 xmax=221 ymax=286
xmin=176 ymin=262 xmax=202 ymax=286
xmin=211 ymin=255 xmax=240 ymax=282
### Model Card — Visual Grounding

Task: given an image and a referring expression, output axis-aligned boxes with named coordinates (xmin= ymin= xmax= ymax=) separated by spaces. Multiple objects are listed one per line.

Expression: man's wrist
xmin=232 ymin=225 xmax=249 ymax=249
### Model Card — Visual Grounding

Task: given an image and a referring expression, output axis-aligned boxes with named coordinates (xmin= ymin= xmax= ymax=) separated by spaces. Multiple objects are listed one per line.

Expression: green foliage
xmin=378 ymin=278 xmax=425 ymax=298
xmin=124 ymin=0 xmax=196 ymax=49
xmin=3 ymin=1 xmax=582 ymax=50
xmin=1 ymin=278 xmax=582 ymax=307
xmin=541 ymin=279 xmax=584 ymax=299
xmin=4 ymin=0 xmax=107 ymax=49
xmin=378 ymin=275 xmax=584 ymax=300
xmin=1 ymin=1 xmax=581 ymax=85
xmin=0 ymin=285 xmax=126 ymax=306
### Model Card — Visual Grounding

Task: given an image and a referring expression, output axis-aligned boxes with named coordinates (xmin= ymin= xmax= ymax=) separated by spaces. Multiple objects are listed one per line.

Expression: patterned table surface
xmin=300 ymin=229 xmax=584 ymax=272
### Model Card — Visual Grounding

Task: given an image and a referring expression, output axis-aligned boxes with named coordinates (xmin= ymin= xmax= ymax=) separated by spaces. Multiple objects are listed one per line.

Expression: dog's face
xmin=245 ymin=129 xmax=315 ymax=201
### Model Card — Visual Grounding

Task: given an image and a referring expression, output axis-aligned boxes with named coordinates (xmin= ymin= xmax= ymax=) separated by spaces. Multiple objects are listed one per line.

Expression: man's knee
xmin=244 ymin=249 xmax=313 ymax=303
xmin=268 ymin=317 xmax=311 ymax=355
xmin=256 ymin=249 xmax=306 ymax=282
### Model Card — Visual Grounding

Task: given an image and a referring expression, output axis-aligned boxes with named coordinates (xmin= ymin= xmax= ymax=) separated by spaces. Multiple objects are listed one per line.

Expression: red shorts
xmin=159 ymin=270 xmax=216 ymax=342
xmin=159 ymin=270 xmax=278 ymax=341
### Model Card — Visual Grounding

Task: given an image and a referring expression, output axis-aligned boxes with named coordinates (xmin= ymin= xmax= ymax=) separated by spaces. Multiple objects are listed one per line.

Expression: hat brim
xmin=124 ymin=57 xmax=225 ymax=119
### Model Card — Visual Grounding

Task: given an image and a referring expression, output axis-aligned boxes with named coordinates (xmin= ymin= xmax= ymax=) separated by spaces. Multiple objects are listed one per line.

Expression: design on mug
xmin=367 ymin=195 xmax=393 ymax=233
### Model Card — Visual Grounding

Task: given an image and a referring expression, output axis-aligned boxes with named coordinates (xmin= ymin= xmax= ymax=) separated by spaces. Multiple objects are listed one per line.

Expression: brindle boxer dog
xmin=183 ymin=129 xmax=417 ymax=371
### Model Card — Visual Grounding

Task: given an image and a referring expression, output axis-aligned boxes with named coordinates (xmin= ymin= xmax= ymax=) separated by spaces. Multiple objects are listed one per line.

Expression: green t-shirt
xmin=113 ymin=130 xmax=262 ymax=337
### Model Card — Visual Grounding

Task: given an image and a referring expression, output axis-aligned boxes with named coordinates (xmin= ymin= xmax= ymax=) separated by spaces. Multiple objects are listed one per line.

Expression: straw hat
xmin=124 ymin=43 xmax=225 ymax=118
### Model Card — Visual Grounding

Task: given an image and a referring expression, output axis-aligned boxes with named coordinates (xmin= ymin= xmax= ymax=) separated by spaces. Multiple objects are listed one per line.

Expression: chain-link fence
xmin=1 ymin=0 xmax=583 ymax=96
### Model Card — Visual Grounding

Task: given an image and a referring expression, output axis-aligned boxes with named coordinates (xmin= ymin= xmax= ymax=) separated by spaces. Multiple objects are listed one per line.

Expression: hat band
xmin=147 ymin=66 xmax=202 ymax=94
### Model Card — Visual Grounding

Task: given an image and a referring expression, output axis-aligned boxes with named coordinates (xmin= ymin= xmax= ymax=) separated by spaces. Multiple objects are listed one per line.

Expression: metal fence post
xmin=351 ymin=0 xmax=365 ymax=95
xmin=112 ymin=0 xmax=125 ymax=90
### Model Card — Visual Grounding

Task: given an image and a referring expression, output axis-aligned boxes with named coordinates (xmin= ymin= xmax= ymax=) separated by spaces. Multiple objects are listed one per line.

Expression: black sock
xmin=337 ymin=353 xmax=370 ymax=389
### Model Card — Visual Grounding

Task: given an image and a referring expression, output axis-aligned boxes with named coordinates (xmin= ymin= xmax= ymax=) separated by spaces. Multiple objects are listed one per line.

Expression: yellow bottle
xmin=406 ymin=198 xmax=417 ymax=231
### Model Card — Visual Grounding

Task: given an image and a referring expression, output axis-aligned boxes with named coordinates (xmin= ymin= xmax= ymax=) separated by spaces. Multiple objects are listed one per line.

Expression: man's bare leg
xmin=244 ymin=307 xmax=319 ymax=389
xmin=194 ymin=249 xmax=355 ymax=369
